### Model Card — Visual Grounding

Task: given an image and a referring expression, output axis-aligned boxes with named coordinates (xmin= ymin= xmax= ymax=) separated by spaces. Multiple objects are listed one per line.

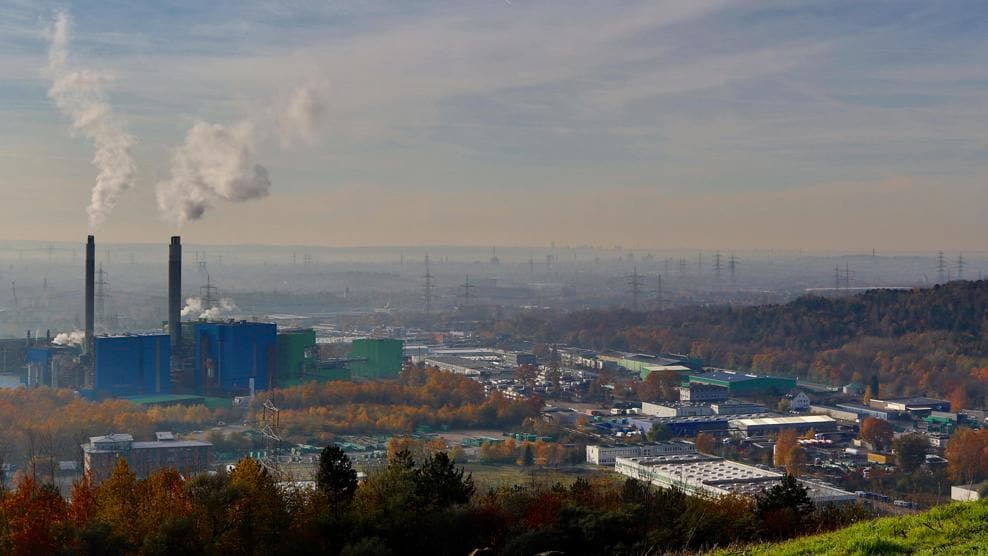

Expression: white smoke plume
xmin=180 ymin=296 xmax=203 ymax=318
xmin=181 ymin=296 xmax=239 ymax=320
xmin=46 ymin=11 xmax=137 ymax=231
xmin=200 ymin=298 xmax=239 ymax=320
xmin=273 ymin=81 xmax=329 ymax=148
xmin=156 ymin=121 xmax=271 ymax=226
xmin=52 ymin=330 xmax=86 ymax=346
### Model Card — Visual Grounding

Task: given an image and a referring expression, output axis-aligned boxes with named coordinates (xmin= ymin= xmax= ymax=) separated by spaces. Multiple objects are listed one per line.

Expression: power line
xmin=628 ymin=265 xmax=643 ymax=309
xmin=460 ymin=274 xmax=475 ymax=306
xmin=423 ymin=254 xmax=434 ymax=329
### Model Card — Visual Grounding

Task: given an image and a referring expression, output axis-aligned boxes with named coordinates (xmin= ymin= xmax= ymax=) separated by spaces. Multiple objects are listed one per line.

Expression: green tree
xmin=755 ymin=474 xmax=814 ymax=538
xmin=892 ymin=433 xmax=929 ymax=472
xmin=415 ymin=452 xmax=475 ymax=508
xmin=316 ymin=446 xmax=358 ymax=503
xmin=647 ymin=423 xmax=673 ymax=442
xmin=521 ymin=444 xmax=534 ymax=467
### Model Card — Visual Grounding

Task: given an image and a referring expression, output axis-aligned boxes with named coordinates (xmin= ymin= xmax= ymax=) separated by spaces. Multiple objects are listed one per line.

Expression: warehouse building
xmin=641 ymin=402 xmax=713 ymax=418
xmin=810 ymin=404 xmax=863 ymax=423
xmin=82 ymin=432 xmax=213 ymax=484
xmin=729 ymin=415 xmax=837 ymax=438
xmin=869 ymin=397 xmax=951 ymax=414
xmin=630 ymin=413 xmax=778 ymax=438
xmin=710 ymin=400 xmax=769 ymax=415
xmin=678 ymin=384 xmax=729 ymax=402
xmin=687 ymin=370 xmax=797 ymax=396
xmin=614 ymin=454 xmax=855 ymax=504
xmin=586 ymin=441 xmax=696 ymax=465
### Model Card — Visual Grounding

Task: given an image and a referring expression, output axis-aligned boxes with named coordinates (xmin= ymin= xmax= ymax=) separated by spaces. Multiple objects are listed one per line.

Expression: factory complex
xmin=14 ymin=235 xmax=406 ymax=401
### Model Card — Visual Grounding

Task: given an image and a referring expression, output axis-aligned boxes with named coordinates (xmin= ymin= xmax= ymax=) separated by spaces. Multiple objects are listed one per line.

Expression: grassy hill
xmin=722 ymin=499 xmax=988 ymax=555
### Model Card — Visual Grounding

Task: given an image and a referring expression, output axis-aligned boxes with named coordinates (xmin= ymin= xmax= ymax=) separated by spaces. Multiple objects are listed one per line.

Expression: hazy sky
xmin=2 ymin=1 xmax=988 ymax=250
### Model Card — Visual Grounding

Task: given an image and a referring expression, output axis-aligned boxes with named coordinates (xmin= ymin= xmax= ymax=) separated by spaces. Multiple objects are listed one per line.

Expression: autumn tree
xmin=945 ymin=427 xmax=988 ymax=485
xmin=860 ymin=417 xmax=893 ymax=451
xmin=774 ymin=429 xmax=799 ymax=468
xmin=695 ymin=432 xmax=717 ymax=454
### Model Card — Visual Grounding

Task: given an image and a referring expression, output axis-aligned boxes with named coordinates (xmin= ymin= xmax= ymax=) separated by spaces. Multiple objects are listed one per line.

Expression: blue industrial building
xmin=94 ymin=335 xmax=170 ymax=396
xmin=194 ymin=321 xmax=276 ymax=395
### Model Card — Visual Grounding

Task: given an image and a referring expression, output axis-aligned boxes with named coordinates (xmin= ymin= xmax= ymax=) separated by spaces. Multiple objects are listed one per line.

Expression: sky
xmin=2 ymin=0 xmax=988 ymax=251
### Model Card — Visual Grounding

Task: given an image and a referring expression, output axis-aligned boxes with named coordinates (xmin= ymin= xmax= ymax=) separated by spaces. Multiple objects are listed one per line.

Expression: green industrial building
xmin=276 ymin=329 xmax=317 ymax=385
xmin=687 ymin=370 xmax=796 ymax=396
xmin=349 ymin=339 xmax=404 ymax=379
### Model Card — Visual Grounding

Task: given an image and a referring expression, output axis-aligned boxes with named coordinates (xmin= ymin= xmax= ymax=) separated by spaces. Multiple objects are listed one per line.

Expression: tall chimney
xmin=85 ymin=235 xmax=95 ymax=356
xmin=169 ymin=236 xmax=182 ymax=370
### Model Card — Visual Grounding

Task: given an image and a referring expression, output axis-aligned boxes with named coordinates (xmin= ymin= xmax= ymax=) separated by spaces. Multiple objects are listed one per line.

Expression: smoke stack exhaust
xmin=84 ymin=235 xmax=95 ymax=356
xmin=169 ymin=236 xmax=182 ymax=370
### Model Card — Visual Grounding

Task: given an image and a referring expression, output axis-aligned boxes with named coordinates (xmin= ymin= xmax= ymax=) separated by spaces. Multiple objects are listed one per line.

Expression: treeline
xmin=0 ymin=388 xmax=232 ymax=471
xmin=486 ymin=281 xmax=988 ymax=405
xmin=254 ymin=367 xmax=543 ymax=444
xmin=0 ymin=448 xmax=872 ymax=555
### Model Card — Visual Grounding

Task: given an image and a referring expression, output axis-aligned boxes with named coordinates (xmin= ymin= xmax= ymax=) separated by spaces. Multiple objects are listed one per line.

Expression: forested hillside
xmin=487 ymin=281 xmax=988 ymax=406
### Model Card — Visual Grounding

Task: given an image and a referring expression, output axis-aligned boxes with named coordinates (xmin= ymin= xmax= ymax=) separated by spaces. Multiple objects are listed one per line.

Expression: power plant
xmin=0 ymin=234 xmax=405 ymax=400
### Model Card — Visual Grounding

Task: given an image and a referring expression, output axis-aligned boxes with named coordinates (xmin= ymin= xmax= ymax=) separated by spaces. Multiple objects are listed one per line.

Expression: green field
xmin=721 ymin=498 xmax=988 ymax=555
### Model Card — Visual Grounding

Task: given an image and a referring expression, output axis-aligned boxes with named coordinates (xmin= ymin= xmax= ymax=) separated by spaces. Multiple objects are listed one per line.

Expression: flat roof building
xmin=586 ymin=441 xmax=696 ymax=465
xmin=641 ymin=401 xmax=714 ymax=418
xmin=729 ymin=415 xmax=837 ymax=437
xmin=687 ymin=370 xmax=797 ymax=396
xmin=614 ymin=454 xmax=855 ymax=504
xmin=870 ymin=397 xmax=951 ymax=414
xmin=82 ymin=432 xmax=213 ymax=484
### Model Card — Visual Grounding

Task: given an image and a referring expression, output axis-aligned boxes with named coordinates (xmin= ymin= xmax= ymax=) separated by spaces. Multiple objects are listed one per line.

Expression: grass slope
xmin=723 ymin=499 xmax=988 ymax=555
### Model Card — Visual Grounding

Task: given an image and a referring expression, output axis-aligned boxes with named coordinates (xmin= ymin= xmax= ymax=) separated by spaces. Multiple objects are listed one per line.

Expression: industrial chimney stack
xmin=84 ymin=235 xmax=95 ymax=357
xmin=168 ymin=236 xmax=182 ymax=373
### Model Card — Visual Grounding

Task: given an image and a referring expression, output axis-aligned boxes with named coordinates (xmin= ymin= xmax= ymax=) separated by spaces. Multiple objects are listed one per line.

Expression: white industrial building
xmin=641 ymin=401 xmax=714 ymax=418
xmin=729 ymin=415 xmax=837 ymax=437
xmin=586 ymin=441 xmax=696 ymax=465
xmin=614 ymin=454 xmax=856 ymax=504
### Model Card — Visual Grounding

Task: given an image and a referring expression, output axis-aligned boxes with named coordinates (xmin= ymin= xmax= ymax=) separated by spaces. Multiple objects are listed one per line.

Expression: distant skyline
xmin=2 ymin=1 xmax=988 ymax=250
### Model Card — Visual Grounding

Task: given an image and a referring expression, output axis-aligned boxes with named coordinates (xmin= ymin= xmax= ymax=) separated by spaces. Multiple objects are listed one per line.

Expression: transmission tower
xmin=957 ymin=253 xmax=965 ymax=280
xmin=200 ymin=273 xmax=219 ymax=312
xmin=728 ymin=253 xmax=738 ymax=279
xmin=696 ymin=252 xmax=703 ymax=274
xmin=937 ymin=251 xmax=946 ymax=283
xmin=654 ymin=273 xmax=664 ymax=309
xmin=713 ymin=252 xmax=723 ymax=279
xmin=834 ymin=265 xmax=841 ymax=290
xmin=628 ymin=266 xmax=643 ymax=309
xmin=529 ymin=257 xmax=535 ymax=275
xmin=256 ymin=399 xmax=283 ymax=476
xmin=679 ymin=257 xmax=687 ymax=274
xmin=423 ymin=255 xmax=434 ymax=328
xmin=460 ymin=275 xmax=475 ymax=306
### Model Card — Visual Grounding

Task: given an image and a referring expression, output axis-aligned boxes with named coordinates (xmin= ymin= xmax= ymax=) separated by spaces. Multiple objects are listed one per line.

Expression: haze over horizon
xmin=3 ymin=1 xmax=988 ymax=250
